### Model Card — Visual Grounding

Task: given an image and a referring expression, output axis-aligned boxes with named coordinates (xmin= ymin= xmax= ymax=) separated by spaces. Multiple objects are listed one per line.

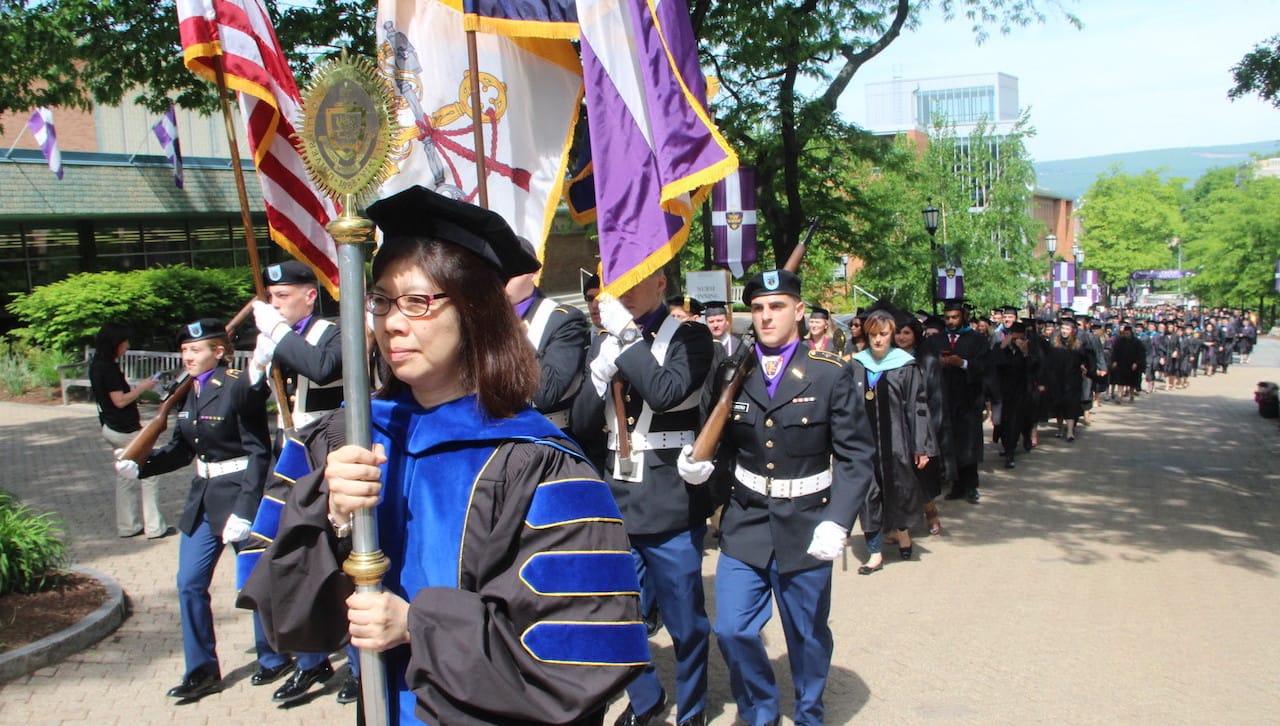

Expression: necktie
xmin=949 ymin=333 xmax=958 ymax=346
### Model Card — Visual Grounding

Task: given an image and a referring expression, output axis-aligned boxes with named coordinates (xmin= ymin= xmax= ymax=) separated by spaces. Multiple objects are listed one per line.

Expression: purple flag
xmin=26 ymin=108 xmax=63 ymax=180
xmin=151 ymin=105 xmax=184 ymax=189
xmin=1053 ymin=261 xmax=1076 ymax=306
xmin=1081 ymin=269 xmax=1101 ymax=305
xmin=578 ymin=0 xmax=738 ymax=296
xmin=936 ymin=266 xmax=964 ymax=300
xmin=1129 ymin=269 xmax=1197 ymax=280
xmin=711 ymin=166 xmax=757 ymax=278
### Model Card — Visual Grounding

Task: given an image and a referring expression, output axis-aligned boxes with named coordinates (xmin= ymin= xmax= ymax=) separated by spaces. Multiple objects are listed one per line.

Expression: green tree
xmin=1229 ymin=34 xmax=1280 ymax=109
xmin=1076 ymin=169 xmax=1187 ymax=294
xmin=698 ymin=0 xmax=1079 ymax=266
xmin=0 ymin=0 xmax=372 ymax=124
xmin=1183 ymin=166 xmax=1280 ymax=307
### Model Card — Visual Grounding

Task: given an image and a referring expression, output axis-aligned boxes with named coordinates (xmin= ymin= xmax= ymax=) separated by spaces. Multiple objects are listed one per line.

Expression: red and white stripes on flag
xmin=27 ymin=108 xmax=63 ymax=180
xmin=151 ymin=105 xmax=184 ymax=189
xmin=176 ymin=0 xmax=340 ymax=296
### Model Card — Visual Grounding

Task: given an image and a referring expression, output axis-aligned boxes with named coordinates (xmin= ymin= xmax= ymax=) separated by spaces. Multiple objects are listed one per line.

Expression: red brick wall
xmin=0 ymin=106 xmax=99 ymax=152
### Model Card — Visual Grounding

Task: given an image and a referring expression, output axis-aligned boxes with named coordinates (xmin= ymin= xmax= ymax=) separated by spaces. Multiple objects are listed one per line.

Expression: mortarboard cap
xmin=1009 ymin=321 xmax=1028 ymax=334
xmin=366 ymin=185 xmax=539 ymax=280
xmin=810 ymin=307 xmax=830 ymax=319
xmin=942 ymin=298 xmax=967 ymax=312
xmin=177 ymin=318 xmax=227 ymax=346
xmin=743 ymin=269 xmax=802 ymax=303
xmin=262 ymin=260 xmax=316 ymax=287
xmin=667 ymin=295 xmax=704 ymax=316
xmin=703 ymin=301 xmax=728 ymax=317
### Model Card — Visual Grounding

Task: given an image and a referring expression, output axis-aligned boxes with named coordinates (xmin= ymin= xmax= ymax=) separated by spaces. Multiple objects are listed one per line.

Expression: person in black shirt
xmin=91 ymin=322 xmax=169 ymax=538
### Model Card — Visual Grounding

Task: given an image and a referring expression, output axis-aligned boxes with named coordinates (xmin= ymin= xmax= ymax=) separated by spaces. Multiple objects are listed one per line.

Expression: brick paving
xmin=3 ymin=342 xmax=1280 ymax=725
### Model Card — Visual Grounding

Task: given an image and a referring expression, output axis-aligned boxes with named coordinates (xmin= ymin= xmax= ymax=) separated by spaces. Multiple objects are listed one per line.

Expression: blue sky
xmin=836 ymin=1 xmax=1280 ymax=162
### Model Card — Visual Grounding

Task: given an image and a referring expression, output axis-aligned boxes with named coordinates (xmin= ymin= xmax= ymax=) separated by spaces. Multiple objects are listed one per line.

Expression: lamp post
xmin=923 ymin=206 xmax=940 ymax=313
xmin=1046 ymin=233 xmax=1057 ymax=314
xmin=1073 ymin=243 xmax=1084 ymax=309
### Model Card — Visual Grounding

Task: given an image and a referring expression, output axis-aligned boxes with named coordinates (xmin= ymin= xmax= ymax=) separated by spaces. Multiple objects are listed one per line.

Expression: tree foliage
xmin=1075 ymin=169 xmax=1186 ymax=295
xmin=0 ymin=0 xmax=373 ymax=125
xmin=5 ymin=266 xmax=256 ymax=355
xmin=1229 ymin=34 xmax=1280 ymax=109
xmin=1183 ymin=166 xmax=1280 ymax=307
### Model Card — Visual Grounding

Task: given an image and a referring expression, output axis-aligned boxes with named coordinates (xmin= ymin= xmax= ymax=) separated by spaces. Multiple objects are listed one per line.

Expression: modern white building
xmin=864 ymin=72 xmax=1021 ymax=137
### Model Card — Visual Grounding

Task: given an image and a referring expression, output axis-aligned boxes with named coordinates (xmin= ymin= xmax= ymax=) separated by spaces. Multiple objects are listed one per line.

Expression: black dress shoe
xmin=857 ymin=562 xmax=883 ymax=575
xmin=273 ymin=661 xmax=335 ymax=703
xmin=250 ymin=660 xmax=294 ymax=686
xmin=613 ymin=690 xmax=666 ymax=726
xmin=944 ymin=488 xmax=965 ymax=500
xmin=166 ymin=668 xmax=222 ymax=699
xmin=677 ymin=711 xmax=708 ymax=726
xmin=336 ymin=670 xmax=361 ymax=704
xmin=898 ymin=545 xmax=913 ymax=560
xmin=1005 ymin=458 xmax=1016 ymax=469
xmin=965 ymin=488 xmax=981 ymax=504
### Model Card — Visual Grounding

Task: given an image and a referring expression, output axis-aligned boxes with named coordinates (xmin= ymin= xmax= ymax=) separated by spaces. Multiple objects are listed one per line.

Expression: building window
xmin=917 ymin=85 xmax=995 ymax=125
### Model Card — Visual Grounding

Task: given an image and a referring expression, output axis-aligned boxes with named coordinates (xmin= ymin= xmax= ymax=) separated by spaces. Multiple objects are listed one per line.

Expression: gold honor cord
xmin=298 ymin=51 xmax=401 ymax=726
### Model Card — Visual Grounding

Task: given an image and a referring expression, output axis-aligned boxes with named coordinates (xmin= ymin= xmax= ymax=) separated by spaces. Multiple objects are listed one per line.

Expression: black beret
xmin=177 ymin=318 xmax=227 ymax=346
xmin=366 ymin=185 xmax=539 ymax=280
xmin=743 ymin=269 xmax=801 ymax=303
xmin=262 ymin=260 xmax=316 ymax=287
xmin=810 ymin=307 xmax=830 ymax=319
xmin=580 ymin=268 xmax=601 ymax=299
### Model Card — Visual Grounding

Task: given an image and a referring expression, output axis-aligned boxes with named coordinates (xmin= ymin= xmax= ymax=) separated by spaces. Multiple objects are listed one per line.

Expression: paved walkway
xmin=2 ymin=343 xmax=1280 ymax=725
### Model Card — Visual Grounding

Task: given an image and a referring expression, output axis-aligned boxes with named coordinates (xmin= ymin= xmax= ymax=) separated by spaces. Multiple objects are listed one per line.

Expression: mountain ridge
xmin=1033 ymin=140 xmax=1280 ymax=200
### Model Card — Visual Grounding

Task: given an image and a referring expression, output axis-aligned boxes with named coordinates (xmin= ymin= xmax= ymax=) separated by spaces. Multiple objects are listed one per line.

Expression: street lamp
xmin=1046 ymin=234 xmax=1057 ymax=312
xmin=923 ymin=206 xmax=940 ymax=312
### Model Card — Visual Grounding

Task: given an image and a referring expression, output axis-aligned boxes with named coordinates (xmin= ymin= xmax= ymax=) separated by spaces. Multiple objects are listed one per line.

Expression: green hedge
xmin=5 ymin=266 xmax=257 ymax=355
xmin=0 ymin=490 xmax=67 ymax=596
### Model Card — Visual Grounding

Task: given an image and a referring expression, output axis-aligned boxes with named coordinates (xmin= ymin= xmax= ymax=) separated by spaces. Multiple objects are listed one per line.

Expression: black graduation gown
xmin=1109 ymin=335 xmax=1145 ymax=388
xmin=1042 ymin=341 xmax=1089 ymax=420
xmin=854 ymin=354 xmax=936 ymax=535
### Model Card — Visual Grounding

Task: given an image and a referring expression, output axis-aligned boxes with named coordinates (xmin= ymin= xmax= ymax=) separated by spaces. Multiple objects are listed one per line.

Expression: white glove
xmin=806 ymin=520 xmax=848 ymax=561
xmin=597 ymin=293 xmax=635 ymax=339
xmin=252 ymin=333 xmax=276 ymax=368
xmin=677 ymin=444 xmax=715 ymax=485
xmin=221 ymin=514 xmax=252 ymax=544
xmin=252 ymin=300 xmax=288 ymax=341
xmin=589 ymin=336 xmax=623 ymax=396
xmin=113 ymin=450 xmax=139 ymax=479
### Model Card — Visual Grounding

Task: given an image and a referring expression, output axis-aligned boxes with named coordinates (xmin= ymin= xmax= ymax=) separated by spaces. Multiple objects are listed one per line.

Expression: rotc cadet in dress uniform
xmin=248 ymin=260 xmax=352 ymax=704
xmin=114 ymin=319 xmax=285 ymax=700
xmin=678 ymin=269 xmax=874 ymax=726
xmin=581 ymin=269 xmax=717 ymax=726
xmin=506 ymin=241 xmax=590 ymax=433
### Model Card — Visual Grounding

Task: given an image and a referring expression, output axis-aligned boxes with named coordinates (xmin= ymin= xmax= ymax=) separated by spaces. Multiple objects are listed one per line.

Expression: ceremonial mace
xmin=298 ymin=52 xmax=401 ymax=726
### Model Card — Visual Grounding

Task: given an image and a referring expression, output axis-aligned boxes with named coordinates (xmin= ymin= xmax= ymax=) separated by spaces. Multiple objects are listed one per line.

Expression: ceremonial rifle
xmin=117 ymin=298 xmax=257 ymax=467
xmin=690 ymin=217 xmax=818 ymax=462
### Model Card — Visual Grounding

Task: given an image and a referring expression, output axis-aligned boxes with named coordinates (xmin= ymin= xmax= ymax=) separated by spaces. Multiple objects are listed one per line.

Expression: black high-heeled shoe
xmin=898 ymin=545 xmax=913 ymax=560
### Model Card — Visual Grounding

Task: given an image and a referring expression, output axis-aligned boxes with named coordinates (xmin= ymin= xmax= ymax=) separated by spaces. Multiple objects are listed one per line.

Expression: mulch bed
xmin=0 ymin=572 xmax=108 ymax=654
xmin=0 ymin=385 xmax=63 ymax=406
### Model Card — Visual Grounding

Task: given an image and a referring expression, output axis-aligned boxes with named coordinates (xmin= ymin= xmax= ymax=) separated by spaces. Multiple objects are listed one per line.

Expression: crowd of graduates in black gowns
xmin=832 ymin=301 xmax=1259 ymax=575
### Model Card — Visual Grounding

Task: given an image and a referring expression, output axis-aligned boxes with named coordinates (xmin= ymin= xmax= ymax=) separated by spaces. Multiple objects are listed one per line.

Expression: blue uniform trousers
xmin=713 ymin=553 xmax=833 ymax=726
xmin=178 ymin=515 xmax=288 ymax=678
xmin=625 ymin=526 xmax=709 ymax=722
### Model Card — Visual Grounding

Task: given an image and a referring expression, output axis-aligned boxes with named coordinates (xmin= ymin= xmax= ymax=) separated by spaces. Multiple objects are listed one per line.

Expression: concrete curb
xmin=0 ymin=564 xmax=126 ymax=683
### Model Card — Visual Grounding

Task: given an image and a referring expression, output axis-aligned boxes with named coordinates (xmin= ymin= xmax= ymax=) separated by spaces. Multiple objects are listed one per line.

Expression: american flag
xmin=151 ymin=105 xmax=184 ymax=189
xmin=176 ymin=0 xmax=340 ymax=296
xmin=27 ymin=108 xmax=63 ymax=180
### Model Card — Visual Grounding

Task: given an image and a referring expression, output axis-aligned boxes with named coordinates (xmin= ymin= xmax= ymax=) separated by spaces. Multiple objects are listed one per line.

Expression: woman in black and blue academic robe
xmin=317 ymin=187 xmax=647 ymax=725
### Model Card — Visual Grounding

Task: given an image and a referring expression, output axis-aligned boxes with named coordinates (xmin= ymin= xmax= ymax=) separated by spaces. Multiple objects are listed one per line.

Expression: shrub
xmin=5 ymin=266 xmax=258 ymax=356
xmin=0 ymin=344 xmax=38 ymax=396
xmin=0 ymin=490 xmax=68 ymax=596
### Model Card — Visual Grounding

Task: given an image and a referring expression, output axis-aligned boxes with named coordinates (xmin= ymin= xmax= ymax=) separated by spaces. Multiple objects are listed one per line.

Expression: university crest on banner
xmin=375 ymin=0 xmax=582 ymax=257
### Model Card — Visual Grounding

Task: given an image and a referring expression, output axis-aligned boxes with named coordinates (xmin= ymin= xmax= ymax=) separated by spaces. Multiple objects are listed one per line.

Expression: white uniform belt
xmin=195 ymin=456 xmax=249 ymax=479
xmin=734 ymin=465 xmax=832 ymax=499
xmin=544 ymin=409 xmax=571 ymax=428
xmin=607 ymin=430 xmax=694 ymax=452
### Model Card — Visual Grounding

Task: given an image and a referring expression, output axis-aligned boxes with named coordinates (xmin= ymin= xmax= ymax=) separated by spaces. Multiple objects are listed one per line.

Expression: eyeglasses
xmin=365 ymin=291 xmax=450 ymax=318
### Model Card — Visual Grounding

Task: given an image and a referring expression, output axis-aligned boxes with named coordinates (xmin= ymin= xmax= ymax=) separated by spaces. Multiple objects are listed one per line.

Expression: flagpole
xmin=465 ymin=30 xmax=490 ymax=207
xmin=3 ymin=124 xmax=29 ymax=158
xmin=211 ymin=53 xmax=296 ymax=432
